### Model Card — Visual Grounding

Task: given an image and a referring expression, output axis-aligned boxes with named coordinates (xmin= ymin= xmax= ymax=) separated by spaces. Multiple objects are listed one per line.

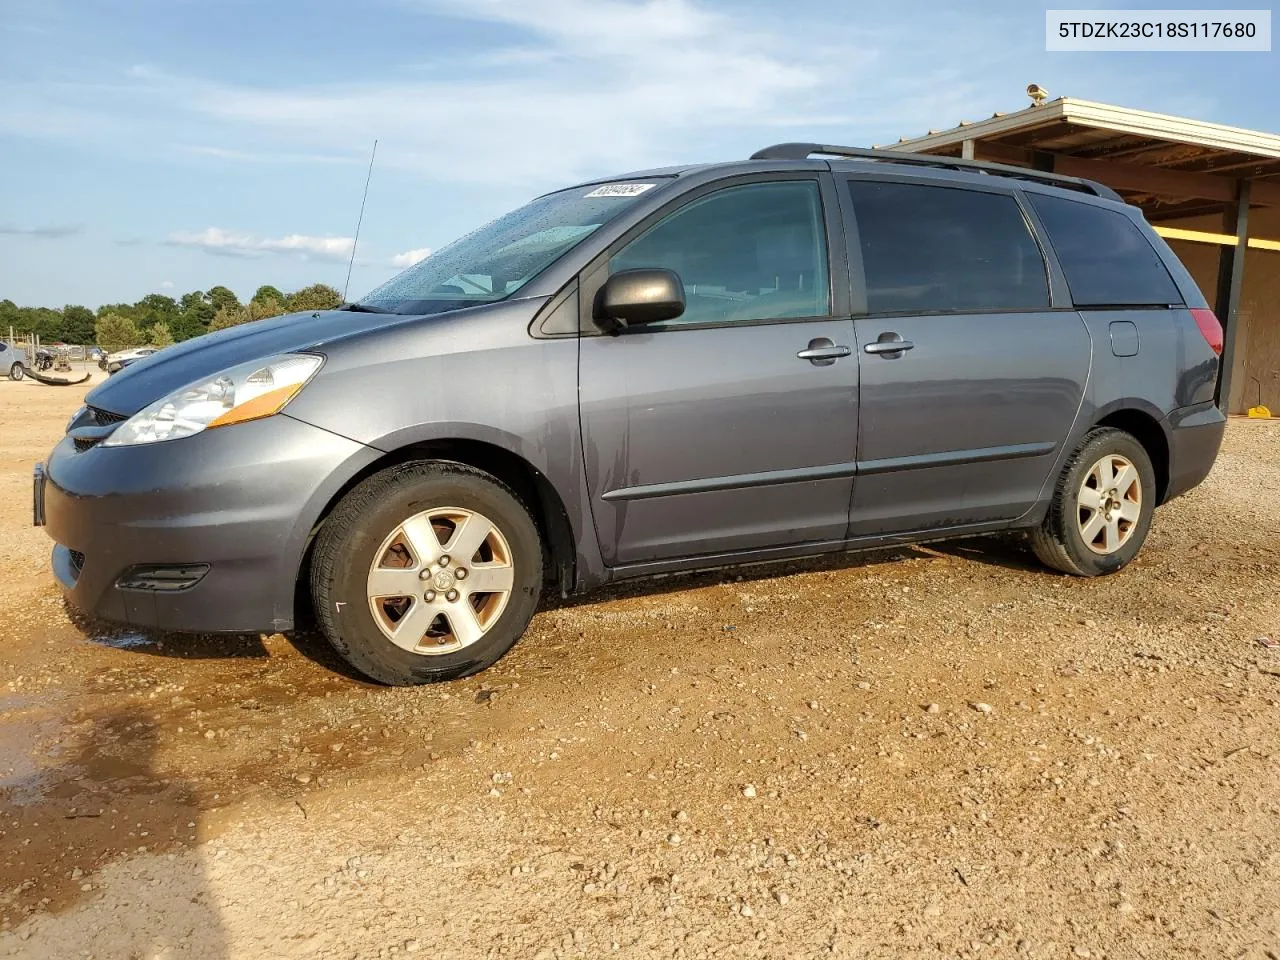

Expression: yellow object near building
xmin=1247 ymin=405 xmax=1272 ymax=419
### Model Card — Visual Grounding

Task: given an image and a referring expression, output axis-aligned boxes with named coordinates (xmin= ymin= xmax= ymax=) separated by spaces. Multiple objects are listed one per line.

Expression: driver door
xmin=578 ymin=176 xmax=860 ymax=567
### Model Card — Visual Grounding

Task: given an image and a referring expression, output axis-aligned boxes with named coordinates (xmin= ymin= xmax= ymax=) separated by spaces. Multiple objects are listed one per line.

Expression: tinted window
xmin=847 ymin=180 xmax=1050 ymax=314
xmin=1028 ymin=193 xmax=1182 ymax=306
xmin=610 ymin=181 xmax=829 ymax=327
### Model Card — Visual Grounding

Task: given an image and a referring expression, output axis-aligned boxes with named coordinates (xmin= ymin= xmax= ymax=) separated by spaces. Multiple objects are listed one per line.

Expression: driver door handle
xmin=797 ymin=338 xmax=852 ymax=366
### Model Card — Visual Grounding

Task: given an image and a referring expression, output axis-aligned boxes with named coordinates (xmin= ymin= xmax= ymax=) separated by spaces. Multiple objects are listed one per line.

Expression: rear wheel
xmin=310 ymin=461 xmax=543 ymax=685
xmin=8 ymin=363 xmax=23 ymax=381
xmin=1030 ymin=427 xmax=1156 ymax=576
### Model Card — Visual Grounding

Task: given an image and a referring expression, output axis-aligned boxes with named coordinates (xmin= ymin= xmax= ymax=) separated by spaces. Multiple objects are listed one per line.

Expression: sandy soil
xmin=1 ymin=374 xmax=1278 ymax=959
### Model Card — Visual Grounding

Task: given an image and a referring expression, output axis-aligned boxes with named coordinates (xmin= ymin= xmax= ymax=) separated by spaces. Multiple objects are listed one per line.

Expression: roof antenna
xmin=343 ymin=138 xmax=378 ymax=303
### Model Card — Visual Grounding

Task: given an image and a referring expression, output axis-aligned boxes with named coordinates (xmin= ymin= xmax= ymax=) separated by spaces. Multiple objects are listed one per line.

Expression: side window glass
xmin=610 ymin=181 xmax=829 ymax=327
xmin=1027 ymin=193 xmax=1182 ymax=306
xmin=846 ymin=180 xmax=1051 ymax=314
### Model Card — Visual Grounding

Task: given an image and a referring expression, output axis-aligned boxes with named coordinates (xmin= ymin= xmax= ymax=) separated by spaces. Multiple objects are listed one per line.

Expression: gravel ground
xmin=1 ymin=376 xmax=1278 ymax=959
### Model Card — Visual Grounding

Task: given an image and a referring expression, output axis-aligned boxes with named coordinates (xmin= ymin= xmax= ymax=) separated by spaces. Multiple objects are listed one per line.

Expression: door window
xmin=610 ymin=181 xmax=830 ymax=327
xmin=846 ymin=180 xmax=1050 ymax=314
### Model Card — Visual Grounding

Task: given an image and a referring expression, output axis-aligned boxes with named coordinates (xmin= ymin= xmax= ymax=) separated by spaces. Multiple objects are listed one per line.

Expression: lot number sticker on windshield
xmin=585 ymin=183 xmax=655 ymax=198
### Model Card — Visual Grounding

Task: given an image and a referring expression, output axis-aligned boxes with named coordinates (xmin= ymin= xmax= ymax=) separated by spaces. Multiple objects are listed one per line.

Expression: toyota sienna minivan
xmin=35 ymin=143 xmax=1226 ymax=685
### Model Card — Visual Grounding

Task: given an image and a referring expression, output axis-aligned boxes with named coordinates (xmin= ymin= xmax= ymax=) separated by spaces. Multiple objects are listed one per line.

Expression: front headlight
xmin=102 ymin=353 xmax=323 ymax=447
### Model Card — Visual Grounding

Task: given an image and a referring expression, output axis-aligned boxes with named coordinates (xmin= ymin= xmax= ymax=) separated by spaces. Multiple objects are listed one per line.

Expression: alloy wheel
xmin=1077 ymin=454 xmax=1142 ymax=555
xmin=366 ymin=506 xmax=515 ymax=654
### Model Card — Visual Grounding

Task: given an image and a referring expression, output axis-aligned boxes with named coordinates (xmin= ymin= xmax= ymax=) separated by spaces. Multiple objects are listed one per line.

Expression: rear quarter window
xmin=1027 ymin=193 xmax=1182 ymax=307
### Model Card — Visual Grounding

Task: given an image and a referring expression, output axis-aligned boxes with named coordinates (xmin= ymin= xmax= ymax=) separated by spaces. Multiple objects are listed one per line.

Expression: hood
xmin=87 ymin=309 xmax=437 ymax=416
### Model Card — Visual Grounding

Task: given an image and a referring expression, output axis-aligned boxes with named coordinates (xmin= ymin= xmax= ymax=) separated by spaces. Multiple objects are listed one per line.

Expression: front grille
xmin=91 ymin=407 xmax=128 ymax=426
xmin=70 ymin=406 xmax=128 ymax=451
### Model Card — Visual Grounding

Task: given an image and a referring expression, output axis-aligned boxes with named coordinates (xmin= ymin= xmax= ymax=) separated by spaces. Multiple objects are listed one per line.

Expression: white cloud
xmin=0 ymin=0 xmax=1041 ymax=195
xmin=390 ymin=247 xmax=431 ymax=268
xmin=166 ymin=227 xmax=354 ymax=262
xmin=160 ymin=279 xmax=174 ymax=288
xmin=186 ymin=0 xmax=825 ymax=184
xmin=0 ymin=223 xmax=81 ymax=238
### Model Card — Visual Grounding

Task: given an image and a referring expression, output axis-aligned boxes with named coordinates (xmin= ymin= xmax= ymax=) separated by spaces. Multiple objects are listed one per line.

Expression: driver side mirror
xmin=593 ymin=269 xmax=685 ymax=332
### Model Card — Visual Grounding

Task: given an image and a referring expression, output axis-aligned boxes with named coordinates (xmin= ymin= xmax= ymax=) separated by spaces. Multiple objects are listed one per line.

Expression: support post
xmin=961 ymin=139 xmax=975 ymax=160
xmin=1215 ymin=179 xmax=1251 ymax=412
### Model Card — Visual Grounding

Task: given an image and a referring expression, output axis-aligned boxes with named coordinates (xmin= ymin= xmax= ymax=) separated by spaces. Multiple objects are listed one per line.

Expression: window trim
xmin=576 ymin=172 xmax=849 ymax=336
xmin=838 ymin=173 xmax=1062 ymax=319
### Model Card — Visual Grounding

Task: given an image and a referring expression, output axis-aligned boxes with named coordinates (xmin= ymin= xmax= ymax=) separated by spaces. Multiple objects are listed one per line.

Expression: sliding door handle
xmin=863 ymin=333 xmax=914 ymax=357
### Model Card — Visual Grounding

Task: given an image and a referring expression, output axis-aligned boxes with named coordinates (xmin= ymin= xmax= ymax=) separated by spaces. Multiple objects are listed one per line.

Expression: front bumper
xmin=41 ymin=413 xmax=380 ymax=634
xmin=1162 ymin=401 xmax=1227 ymax=503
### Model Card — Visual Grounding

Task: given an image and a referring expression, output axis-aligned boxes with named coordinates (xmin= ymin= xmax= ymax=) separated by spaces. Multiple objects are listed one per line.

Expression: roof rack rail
xmin=749 ymin=142 xmax=1123 ymax=202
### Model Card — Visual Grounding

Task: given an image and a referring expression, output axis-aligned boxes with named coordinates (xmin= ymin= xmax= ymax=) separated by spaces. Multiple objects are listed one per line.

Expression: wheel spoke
xmin=1080 ymin=509 xmax=1107 ymax=544
xmin=386 ymin=599 xmax=438 ymax=653
xmin=1078 ymin=485 xmax=1105 ymax=510
xmin=1113 ymin=464 xmax=1139 ymax=498
xmin=1091 ymin=458 xmax=1112 ymax=490
xmin=445 ymin=514 xmax=494 ymax=564
xmin=1103 ymin=517 xmax=1121 ymax=552
xmin=400 ymin=514 xmax=444 ymax=567
xmin=441 ymin=602 xmax=486 ymax=648
xmin=1117 ymin=499 xmax=1141 ymax=522
xmin=367 ymin=565 xmax=424 ymax=599
xmin=465 ymin=563 xmax=514 ymax=595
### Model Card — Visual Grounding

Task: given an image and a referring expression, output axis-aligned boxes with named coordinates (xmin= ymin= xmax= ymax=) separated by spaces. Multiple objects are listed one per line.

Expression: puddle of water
xmin=0 ymin=700 xmax=66 ymax=806
xmin=88 ymin=631 xmax=157 ymax=650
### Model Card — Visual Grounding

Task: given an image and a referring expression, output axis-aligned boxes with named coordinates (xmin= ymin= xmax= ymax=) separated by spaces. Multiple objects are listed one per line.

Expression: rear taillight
xmin=1191 ymin=308 xmax=1223 ymax=355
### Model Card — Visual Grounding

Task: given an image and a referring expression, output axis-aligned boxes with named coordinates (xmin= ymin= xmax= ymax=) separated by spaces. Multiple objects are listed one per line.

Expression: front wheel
xmin=8 ymin=363 xmax=23 ymax=381
xmin=1031 ymin=427 xmax=1157 ymax=576
xmin=310 ymin=461 xmax=543 ymax=685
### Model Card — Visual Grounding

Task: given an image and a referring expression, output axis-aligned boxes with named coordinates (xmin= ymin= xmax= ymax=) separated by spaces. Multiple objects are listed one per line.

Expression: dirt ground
xmin=1 ymin=374 xmax=1278 ymax=960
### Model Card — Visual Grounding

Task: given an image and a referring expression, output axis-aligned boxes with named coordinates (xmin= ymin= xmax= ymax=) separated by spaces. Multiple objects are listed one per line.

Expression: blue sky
xmin=1 ymin=0 xmax=1275 ymax=308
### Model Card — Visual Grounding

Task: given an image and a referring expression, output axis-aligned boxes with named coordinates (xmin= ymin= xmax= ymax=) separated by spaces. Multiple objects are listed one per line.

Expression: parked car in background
xmin=1 ymin=340 xmax=29 ymax=380
xmin=105 ymin=346 xmax=158 ymax=375
xmin=36 ymin=143 xmax=1226 ymax=686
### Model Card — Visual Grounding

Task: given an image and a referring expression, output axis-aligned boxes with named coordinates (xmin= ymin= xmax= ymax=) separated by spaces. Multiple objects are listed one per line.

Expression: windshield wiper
xmin=339 ymin=302 xmax=395 ymax=314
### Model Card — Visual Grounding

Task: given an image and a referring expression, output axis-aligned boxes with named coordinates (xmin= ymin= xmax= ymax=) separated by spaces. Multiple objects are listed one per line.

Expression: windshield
xmin=359 ymin=180 xmax=669 ymax=314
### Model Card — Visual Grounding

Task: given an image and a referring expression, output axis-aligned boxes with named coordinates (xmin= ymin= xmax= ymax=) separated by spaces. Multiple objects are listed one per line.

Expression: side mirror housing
xmin=593 ymin=269 xmax=685 ymax=331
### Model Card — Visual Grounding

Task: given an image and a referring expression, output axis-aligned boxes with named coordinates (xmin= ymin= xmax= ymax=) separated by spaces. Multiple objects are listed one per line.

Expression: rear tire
xmin=310 ymin=461 xmax=543 ymax=685
xmin=9 ymin=363 xmax=23 ymax=381
xmin=1031 ymin=427 xmax=1156 ymax=576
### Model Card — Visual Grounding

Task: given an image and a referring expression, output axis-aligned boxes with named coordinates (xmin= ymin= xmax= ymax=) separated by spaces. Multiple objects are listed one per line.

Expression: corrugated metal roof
xmin=885 ymin=98 xmax=1280 ymax=161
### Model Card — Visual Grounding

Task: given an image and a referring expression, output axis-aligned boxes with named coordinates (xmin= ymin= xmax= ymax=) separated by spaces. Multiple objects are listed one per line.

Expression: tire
xmin=1031 ymin=427 xmax=1156 ymax=576
xmin=9 ymin=363 xmax=23 ymax=381
xmin=310 ymin=461 xmax=543 ymax=685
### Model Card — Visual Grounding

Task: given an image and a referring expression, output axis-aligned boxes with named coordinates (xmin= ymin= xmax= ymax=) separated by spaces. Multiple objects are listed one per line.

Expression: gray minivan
xmin=36 ymin=144 xmax=1226 ymax=685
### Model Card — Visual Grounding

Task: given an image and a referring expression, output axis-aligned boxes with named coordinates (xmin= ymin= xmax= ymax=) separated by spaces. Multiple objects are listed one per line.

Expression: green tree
xmin=134 ymin=294 xmax=179 ymax=334
xmin=0 ymin=299 xmax=18 ymax=330
xmin=25 ymin=307 xmax=64 ymax=343
xmin=287 ymin=283 xmax=342 ymax=312
xmin=206 ymin=286 xmax=241 ymax=315
xmin=97 ymin=302 xmax=140 ymax=322
xmin=174 ymin=291 xmax=214 ymax=342
xmin=248 ymin=297 xmax=285 ymax=321
xmin=148 ymin=322 xmax=175 ymax=348
xmin=62 ymin=305 xmax=97 ymax=345
xmin=251 ymin=285 xmax=286 ymax=307
xmin=95 ymin=313 xmax=143 ymax=352
xmin=209 ymin=305 xmax=249 ymax=332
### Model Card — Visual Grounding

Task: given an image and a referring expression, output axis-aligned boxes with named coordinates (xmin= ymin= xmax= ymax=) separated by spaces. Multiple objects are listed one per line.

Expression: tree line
xmin=0 ymin=283 xmax=344 ymax=353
